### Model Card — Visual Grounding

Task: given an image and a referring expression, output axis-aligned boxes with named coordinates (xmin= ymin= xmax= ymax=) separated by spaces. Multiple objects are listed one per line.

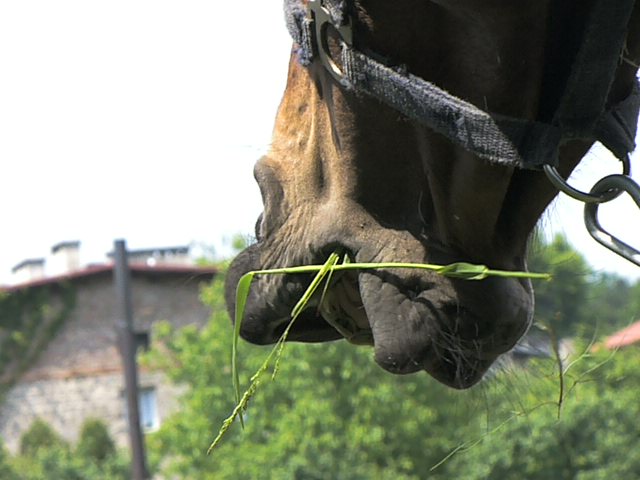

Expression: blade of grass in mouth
xmin=208 ymin=255 xmax=550 ymax=452
xmin=209 ymin=253 xmax=341 ymax=453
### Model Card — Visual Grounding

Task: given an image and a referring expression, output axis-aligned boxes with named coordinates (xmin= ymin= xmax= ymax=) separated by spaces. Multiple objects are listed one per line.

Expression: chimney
xmin=11 ymin=258 xmax=46 ymax=283
xmin=50 ymin=241 xmax=81 ymax=275
xmin=106 ymin=246 xmax=191 ymax=266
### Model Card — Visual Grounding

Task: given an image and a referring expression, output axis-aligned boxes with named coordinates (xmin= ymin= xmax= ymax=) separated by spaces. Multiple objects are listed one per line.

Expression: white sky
xmin=1 ymin=1 xmax=639 ymax=284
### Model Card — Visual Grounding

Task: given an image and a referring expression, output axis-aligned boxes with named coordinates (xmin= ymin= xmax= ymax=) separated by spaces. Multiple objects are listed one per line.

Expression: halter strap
xmin=284 ymin=0 xmax=639 ymax=170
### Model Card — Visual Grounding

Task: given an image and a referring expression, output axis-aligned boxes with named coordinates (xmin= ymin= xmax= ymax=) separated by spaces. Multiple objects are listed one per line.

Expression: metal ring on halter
xmin=584 ymin=174 xmax=640 ymax=267
xmin=308 ymin=0 xmax=354 ymax=85
xmin=543 ymin=154 xmax=631 ymax=204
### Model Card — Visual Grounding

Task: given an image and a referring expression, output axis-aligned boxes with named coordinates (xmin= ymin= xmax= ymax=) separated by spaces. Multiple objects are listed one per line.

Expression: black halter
xmin=285 ymin=0 xmax=639 ymax=171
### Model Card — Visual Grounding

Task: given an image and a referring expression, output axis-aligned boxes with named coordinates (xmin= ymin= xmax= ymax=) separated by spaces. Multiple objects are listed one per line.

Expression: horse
xmin=225 ymin=0 xmax=640 ymax=388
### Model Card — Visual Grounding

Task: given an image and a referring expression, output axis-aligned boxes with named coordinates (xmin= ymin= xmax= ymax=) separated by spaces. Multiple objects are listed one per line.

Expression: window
xmin=134 ymin=331 xmax=150 ymax=353
xmin=138 ymin=387 xmax=159 ymax=432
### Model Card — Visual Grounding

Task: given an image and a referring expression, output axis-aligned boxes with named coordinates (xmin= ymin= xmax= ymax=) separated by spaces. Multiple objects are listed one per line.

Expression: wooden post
xmin=114 ymin=239 xmax=149 ymax=480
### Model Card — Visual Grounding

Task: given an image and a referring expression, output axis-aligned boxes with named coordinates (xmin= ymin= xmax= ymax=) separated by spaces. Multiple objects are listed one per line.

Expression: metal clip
xmin=543 ymin=154 xmax=630 ymax=204
xmin=584 ymin=174 xmax=640 ymax=267
xmin=308 ymin=0 xmax=353 ymax=84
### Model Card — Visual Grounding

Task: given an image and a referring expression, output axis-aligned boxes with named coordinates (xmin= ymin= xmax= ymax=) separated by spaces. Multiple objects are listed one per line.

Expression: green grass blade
xmin=211 ymin=253 xmax=341 ymax=453
xmin=436 ymin=262 xmax=489 ymax=280
xmin=317 ymin=253 xmax=344 ymax=314
xmin=232 ymin=271 xmax=255 ymax=427
xmin=211 ymin=254 xmax=551 ymax=453
xmin=242 ymin=261 xmax=550 ymax=281
xmin=291 ymin=252 xmax=340 ymax=319
xmin=274 ymin=252 xmax=341 ymax=379
xmin=208 ymin=369 xmax=261 ymax=453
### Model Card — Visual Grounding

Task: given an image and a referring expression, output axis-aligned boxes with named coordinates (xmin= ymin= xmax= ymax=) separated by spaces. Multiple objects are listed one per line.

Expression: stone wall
xmin=0 ymin=371 xmax=185 ymax=453
xmin=0 ymin=269 xmax=212 ymax=453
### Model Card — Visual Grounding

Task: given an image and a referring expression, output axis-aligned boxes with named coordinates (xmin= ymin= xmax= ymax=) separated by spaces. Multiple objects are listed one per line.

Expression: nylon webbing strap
xmin=284 ymin=0 xmax=347 ymax=66
xmin=285 ymin=0 xmax=314 ymax=66
xmin=321 ymin=0 xmax=347 ymax=25
xmin=595 ymin=83 xmax=640 ymax=160
xmin=284 ymin=0 xmax=640 ymax=170
xmin=343 ymin=49 xmax=563 ymax=168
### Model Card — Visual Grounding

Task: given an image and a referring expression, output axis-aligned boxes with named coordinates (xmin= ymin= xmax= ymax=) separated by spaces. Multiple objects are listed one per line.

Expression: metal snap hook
xmin=584 ymin=174 xmax=640 ymax=267
xmin=544 ymin=154 xmax=631 ymax=204
xmin=308 ymin=0 xmax=353 ymax=84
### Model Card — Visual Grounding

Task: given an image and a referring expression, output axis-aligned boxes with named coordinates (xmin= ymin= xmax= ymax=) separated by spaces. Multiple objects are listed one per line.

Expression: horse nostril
xmin=440 ymin=303 xmax=462 ymax=318
xmin=317 ymin=244 xmax=357 ymax=264
xmin=399 ymin=277 xmax=436 ymax=301
xmin=254 ymin=213 xmax=264 ymax=241
xmin=406 ymin=286 xmax=420 ymax=300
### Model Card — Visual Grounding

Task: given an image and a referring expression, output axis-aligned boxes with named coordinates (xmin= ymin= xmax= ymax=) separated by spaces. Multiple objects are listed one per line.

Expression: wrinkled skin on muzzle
xmin=225 ymin=166 xmax=535 ymax=388
xmin=225 ymin=0 xmax=640 ymax=388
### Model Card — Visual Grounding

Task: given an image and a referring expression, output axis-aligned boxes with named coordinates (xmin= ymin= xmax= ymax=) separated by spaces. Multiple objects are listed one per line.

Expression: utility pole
xmin=114 ymin=239 xmax=149 ymax=480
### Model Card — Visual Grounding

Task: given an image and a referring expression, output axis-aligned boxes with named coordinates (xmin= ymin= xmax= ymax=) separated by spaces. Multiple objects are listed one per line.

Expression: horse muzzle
xmin=225 ymin=222 xmax=534 ymax=389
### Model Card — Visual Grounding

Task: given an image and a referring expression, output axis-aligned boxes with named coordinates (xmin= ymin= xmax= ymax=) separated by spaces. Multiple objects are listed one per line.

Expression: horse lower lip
xmin=355 ymin=265 xmax=531 ymax=382
xmin=464 ymin=349 xmax=498 ymax=362
xmin=346 ymin=330 xmax=374 ymax=345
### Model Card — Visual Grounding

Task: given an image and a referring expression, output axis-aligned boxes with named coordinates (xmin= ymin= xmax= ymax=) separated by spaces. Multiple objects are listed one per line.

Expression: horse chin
xmin=355 ymin=263 xmax=533 ymax=389
xmin=226 ymin=239 xmax=533 ymax=389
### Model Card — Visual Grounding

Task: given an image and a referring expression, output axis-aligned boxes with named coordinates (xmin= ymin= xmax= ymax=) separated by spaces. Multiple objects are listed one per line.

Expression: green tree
xmin=144 ymin=242 xmax=640 ymax=479
xmin=627 ymin=280 xmax=640 ymax=320
xmin=528 ymin=233 xmax=640 ymax=339
xmin=76 ymin=419 xmax=116 ymax=464
xmin=528 ymin=234 xmax=591 ymax=337
xmin=582 ymin=272 xmax=635 ymax=337
xmin=445 ymin=347 xmax=640 ymax=479
xmin=11 ymin=418 xmax=129 ymax=479
xmin=20 ymin=418 xmax=68 ymax=457
xmin=145 ymin=272 xmax=493 ymax=479
xmin=0 ymin=441 xmax=18 ymax=480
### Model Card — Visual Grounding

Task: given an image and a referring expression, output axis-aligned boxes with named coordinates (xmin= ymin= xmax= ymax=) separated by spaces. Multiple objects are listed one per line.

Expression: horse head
xmin=226 ymin=0 xmax=640 ymax=388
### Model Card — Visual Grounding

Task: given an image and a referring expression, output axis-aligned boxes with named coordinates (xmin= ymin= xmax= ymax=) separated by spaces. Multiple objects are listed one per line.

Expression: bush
xmin=11 ymin=419 xmax=130 ymax=480
xmin=76 ymin=419 xmax=116 ymax=463
xmin=19 ymin=418 xmax=68 ymax=456
xmin=0 ymin=441 xmax=18 ymax=480
xmin=12 ymin=447 xmax=87 ymax=480
xmin=444 ymin=347 xmax=640 ymax=479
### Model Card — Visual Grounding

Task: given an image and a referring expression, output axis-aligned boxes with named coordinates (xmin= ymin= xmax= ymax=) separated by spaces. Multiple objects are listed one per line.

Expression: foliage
xmin=581 ymin=272 xmax=638 ymax=337
xmin=446 ymin=347 xmax=640 ymax=479
xmin=142 ymin=235 xmax=640 ymax=479
xmin=0 ymin=283 xmax=76 ymax=400
xmin=6 ymin=418 xmax=130 ymax=479
xmin=214 ymin=251 xmax=550 ymax=453
xmin=528 ymin=233 xmax=640 ymax=339
xmin=0 ymin=441 xmax=18 ymax=480
xmin=20 ymin=418 xmax=69 ymax=456
xmin=528 ymin=234 xmax=591 ymax=337
xmin=76 ymin=418 xmax=116 ymax=464
xmin=230 ymin=234 xmax=251 ymax=254
xmin=10 ymin=444 xmax=130 ymax=480
xmin=194 ymin=235 xmax=251 ymax=269
xmin=143 ymin=272 xmax=527 ymax=478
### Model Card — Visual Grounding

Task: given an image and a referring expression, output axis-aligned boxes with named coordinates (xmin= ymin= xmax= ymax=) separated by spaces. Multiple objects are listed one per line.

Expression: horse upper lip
xmin=227 ymin=230 xmax=532 ymax=388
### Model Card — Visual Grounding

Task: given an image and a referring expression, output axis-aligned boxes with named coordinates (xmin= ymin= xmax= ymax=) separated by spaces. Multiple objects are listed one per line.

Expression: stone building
xmin=0 ymin=242 xmax=216 ymax=453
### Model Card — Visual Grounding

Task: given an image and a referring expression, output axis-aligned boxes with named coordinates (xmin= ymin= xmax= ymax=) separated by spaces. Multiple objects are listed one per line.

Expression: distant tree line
xmin=528 ymin=233 xmax=640 ymax=339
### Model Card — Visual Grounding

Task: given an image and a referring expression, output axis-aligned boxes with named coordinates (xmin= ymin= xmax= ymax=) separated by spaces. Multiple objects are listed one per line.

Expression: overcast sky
xmin=1 ymin=1 xmax=639 ymax=285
